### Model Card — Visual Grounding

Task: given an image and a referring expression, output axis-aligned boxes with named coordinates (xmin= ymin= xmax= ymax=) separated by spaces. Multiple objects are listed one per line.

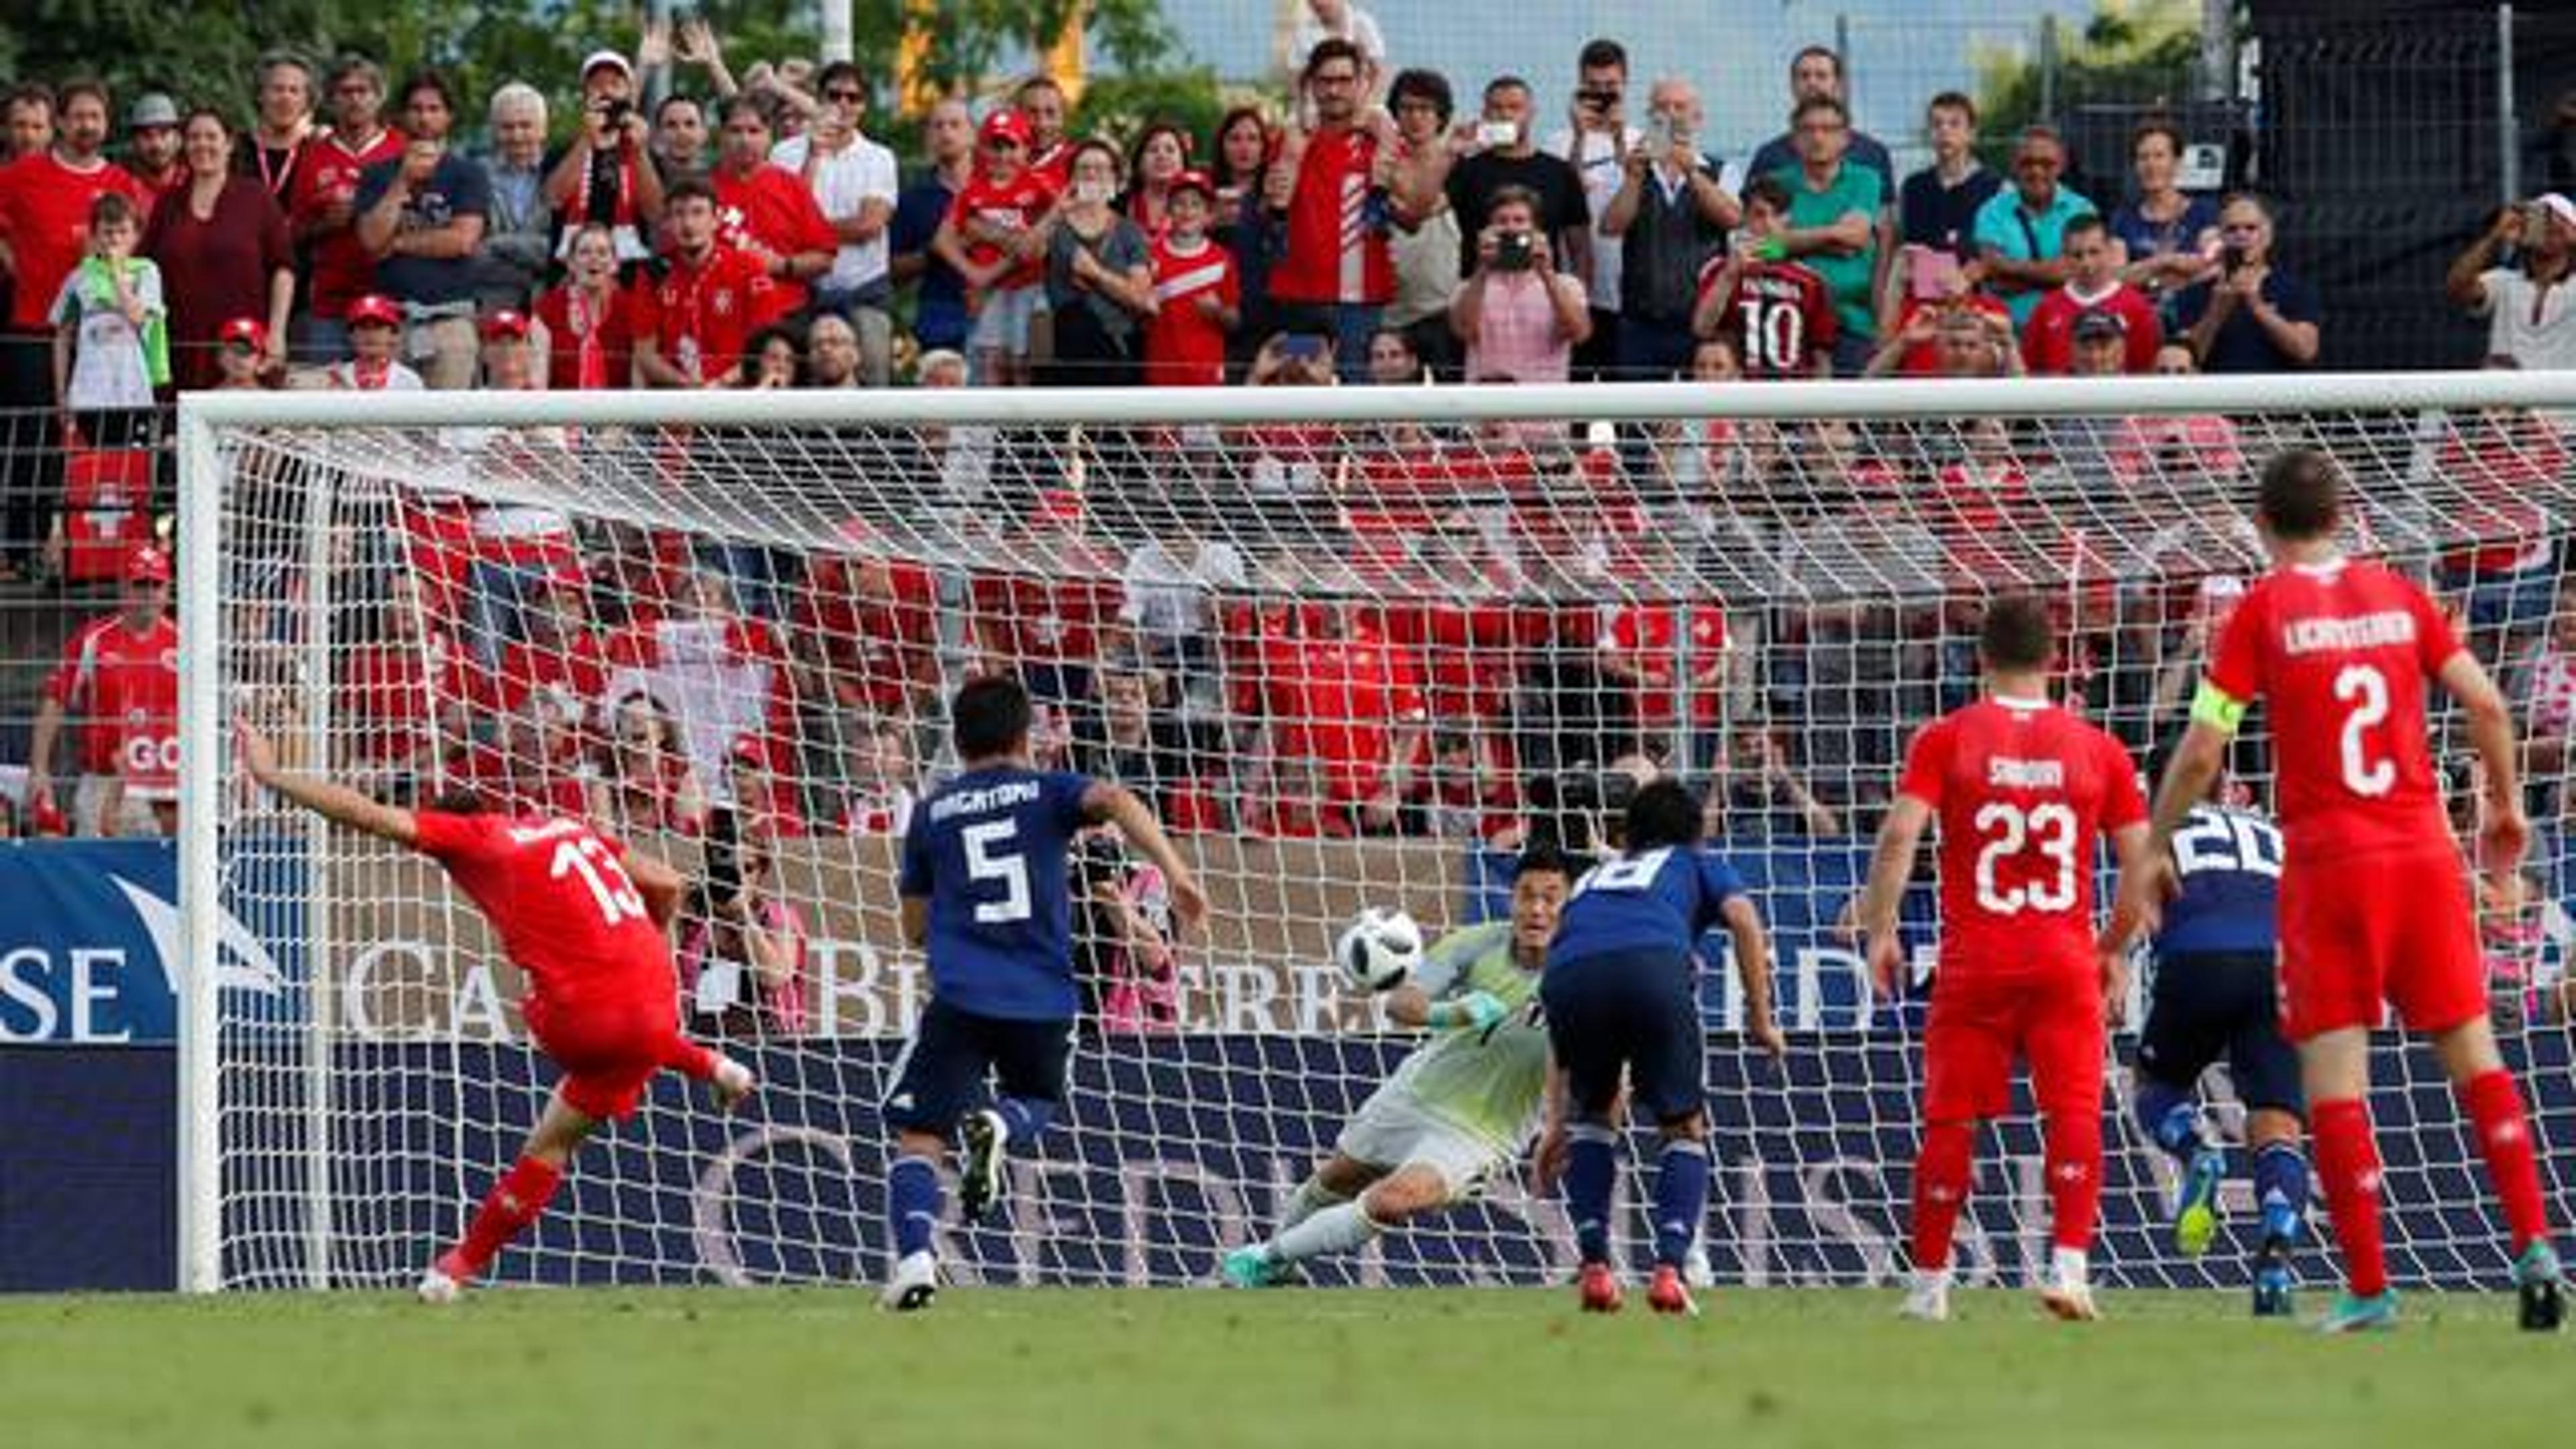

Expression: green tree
xmin=1974 ymin=0 xmax=2212 ymax=150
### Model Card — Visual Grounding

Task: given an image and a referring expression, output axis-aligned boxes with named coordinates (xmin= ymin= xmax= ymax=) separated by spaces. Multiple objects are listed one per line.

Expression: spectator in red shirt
xmin=0 ymin=78 xmax=139 ymax=580
xmin=1122 ymin=122 xmax=1193 ymax=240
xmin=1266 ymin=599 xmax=1430 ymax=836
xmin=1143 ymin=171 xmax=1238 ymax=386
xmin=973 ymin=489 xmax=1122 ymax=705
xmin=1265 ymin=38 xmax=1397 ymax=380
xmin=534 ymin=221 xmax=634 ymax=388
xmin=1864 ymin=292 xmax=2023 ymax=378
xmin=28 ymin=543 xmax=177 ymax=837
xmin=288 ymin=56 xmax=405 ymax=361
xmin=1692 ymin=175 xmax=1837 ymax=379
xmin=934 ymin=108 xmax=1059 ymax=387
xmin=544 ymin=49 xmax=665 ymax=268
xmin=724 ymin=734 xmax=808 ymax=838
xmin=709 ymin=95 xmax=836 ymax=318
xmin=121 ymin=93 xmax=182 ymax=211
xmin=341 ymin=569 xmax=469 ymax=798
xmin=2021 ymin=213 xmax=2161 ymax=374
xmin=797 ymin=543 xmax=942 ymax=723
xmin=1016 ymin=75 xmax=1077 ymax=190
xmin=144 ymin=107 xmax=294 ymax=390
xmin=634 ymin=178 xmax=782 ymax=387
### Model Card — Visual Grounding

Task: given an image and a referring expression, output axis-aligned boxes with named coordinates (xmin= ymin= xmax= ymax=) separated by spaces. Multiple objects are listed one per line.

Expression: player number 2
xmin=1971 ymin=802 xmax=2078 ymax=914
xmin=2333 ymin=664 xmax=2395 ymax=797
xmin=963 ymin=820 xmax=1032 ymax=924
xmin=550 ymin=835 xmax=647 ymax=926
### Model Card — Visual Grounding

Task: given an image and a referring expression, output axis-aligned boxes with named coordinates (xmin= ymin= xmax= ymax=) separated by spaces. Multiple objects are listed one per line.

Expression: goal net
xmin=177 ymin=374 xmax=2576 ymax=1293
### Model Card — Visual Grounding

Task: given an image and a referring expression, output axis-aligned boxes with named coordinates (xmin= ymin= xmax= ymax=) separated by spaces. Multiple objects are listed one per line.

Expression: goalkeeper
xmin=1224 ymin=843 xmax=1576 ymax=1285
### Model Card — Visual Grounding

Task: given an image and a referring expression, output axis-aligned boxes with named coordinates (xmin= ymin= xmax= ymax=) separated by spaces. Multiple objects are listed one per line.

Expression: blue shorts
xmin=969 ymin=282 xmax=1047 ymax=358
xmin=2138 ymin=950 xmax=2304 ymax=1118
xmin=880 ymin=996 xmax=1076 ymax=1135
xmin=1540 ymin=948 xmax=1705 ymax=1126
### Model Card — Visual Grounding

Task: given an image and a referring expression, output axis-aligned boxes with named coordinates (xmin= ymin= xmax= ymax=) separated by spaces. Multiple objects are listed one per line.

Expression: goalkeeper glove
xmin=1430 ymin=991 xmax=1509 ymax=1032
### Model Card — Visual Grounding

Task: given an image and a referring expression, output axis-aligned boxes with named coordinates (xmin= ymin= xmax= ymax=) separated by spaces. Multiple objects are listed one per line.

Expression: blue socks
xmin=2253 ymin=1141 xmax=2310 ymax=1247
xmin=1566 ymin=1124 xmax=1619 ymax=1266
xmin=1654 ymin=1139 xmax=1711 ymax=1269
xmin=997 ymin=1096 xmax=1055 ymax=1143
xmin=2134 ymin=1079 xmax=2201 ymax=1160
xmin=888 ymin=1155 xmax=942 ymax=1258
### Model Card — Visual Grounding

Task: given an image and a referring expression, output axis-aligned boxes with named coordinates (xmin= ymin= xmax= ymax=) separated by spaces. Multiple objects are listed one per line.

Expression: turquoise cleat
xmin=1222 ymin=1246 xmax=1284 ymax=1289
xmin=2174 ymin=1144 xmax=2226 ymax=1257
xmin=2515 ymin=1241 xmax=2563 ymax=1332
xmin=2315 ymin=1289 xmax=2399 ymax=1334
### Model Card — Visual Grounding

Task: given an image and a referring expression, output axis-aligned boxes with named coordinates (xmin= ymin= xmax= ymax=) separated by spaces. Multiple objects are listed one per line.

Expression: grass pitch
xmin=0 ymin=1285 xmax=2563 ymax=1449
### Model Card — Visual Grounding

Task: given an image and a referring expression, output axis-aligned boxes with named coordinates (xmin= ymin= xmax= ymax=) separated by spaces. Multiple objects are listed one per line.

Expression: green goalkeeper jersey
xmin=1380 ymin=921 xmax=1549 ymax=1150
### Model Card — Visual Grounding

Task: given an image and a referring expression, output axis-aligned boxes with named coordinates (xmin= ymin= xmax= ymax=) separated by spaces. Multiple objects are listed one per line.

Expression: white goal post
xmin=177 ymin=371 xmax=2576 ymax=1293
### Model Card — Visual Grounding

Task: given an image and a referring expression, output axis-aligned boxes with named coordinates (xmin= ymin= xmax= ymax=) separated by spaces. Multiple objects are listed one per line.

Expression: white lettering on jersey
xmin=928 ymin=779 xmax=1045 ymax=823
xmin=503 ymin=818 xmax=588 ymax=846
xmin=2280 ymin=610 xmax=2414 ymax=656
xmin=1986 ymin=757 xmax=2065 ymax=790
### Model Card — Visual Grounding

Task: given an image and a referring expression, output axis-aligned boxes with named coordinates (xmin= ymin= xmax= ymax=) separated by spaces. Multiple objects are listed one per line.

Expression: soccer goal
xmin=176 ymin=370 xmax=2576 ymax=1293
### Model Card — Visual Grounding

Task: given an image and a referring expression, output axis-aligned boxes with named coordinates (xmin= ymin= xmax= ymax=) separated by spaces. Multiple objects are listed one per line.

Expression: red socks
xmin=449 ymin=1156 xmax=565 ymax=1277
xmin=2311 ymin=1097 xmax=2389 ymax=1297
xmin=1910 ymin=1120 xmax=1974 ymax=1274
xmin=2461 ymin=1069 xmax=2552 ymax=1254
xmin=2042 ymin=1108 xmax=2104 ymax=1252
xmin=663 ymin=1038 xmax=722 ymax=1083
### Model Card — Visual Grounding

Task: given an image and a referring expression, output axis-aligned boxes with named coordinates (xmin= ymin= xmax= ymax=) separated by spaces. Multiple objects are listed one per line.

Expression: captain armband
xmin=2190 ymin=680 xmax=2248 ymax=735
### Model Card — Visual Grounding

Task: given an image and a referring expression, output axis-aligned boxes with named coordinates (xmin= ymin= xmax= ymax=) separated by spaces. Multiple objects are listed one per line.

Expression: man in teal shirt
xmin=1973 ymin=125 xmax=2098 ymax=328
xmin=1766 ymin=95 xmax=1888 ymax=374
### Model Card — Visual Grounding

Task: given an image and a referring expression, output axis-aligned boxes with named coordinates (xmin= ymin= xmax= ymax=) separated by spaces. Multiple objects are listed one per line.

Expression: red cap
xmin=480 ymin=308 xmax=533 ymax=341
xmin=347 ymin=294 xmax=402 ymax=329
xmin=218 ymin=317 xmax=269 ymax=352
xmin=125 ymin=544 xmax=172 ymax=584
xmin=729 ymin=735 xmax=771 ymax=769
xmin=28 ymin=792 xmax=66 ymax=837
xmin=1169 ymin=169 xmax=1216 ymax=203
xmin=980 ymin=109 xmax=1033 ymax=148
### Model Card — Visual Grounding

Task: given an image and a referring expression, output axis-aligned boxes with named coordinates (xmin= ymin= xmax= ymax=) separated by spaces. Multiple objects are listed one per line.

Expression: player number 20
xmin=550 ymin=835 xmax=648 ymax=926
xmin=963 ymin=820 xmax=1033 ymax=924
xmin=2333 ymin=663 xmax=2396 ymax=798
xmin=1970 ymin=802 xmax=2078 ymax=915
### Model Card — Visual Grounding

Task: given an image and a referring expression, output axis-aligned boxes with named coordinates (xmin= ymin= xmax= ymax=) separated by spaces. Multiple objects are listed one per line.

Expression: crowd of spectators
xmin=1 ymin=9 xmax=2573 ymax=924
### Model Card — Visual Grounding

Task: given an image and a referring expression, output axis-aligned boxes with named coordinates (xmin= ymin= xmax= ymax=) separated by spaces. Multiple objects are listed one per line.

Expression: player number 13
xmin=550 ymin=835 xmax=648 ymax=926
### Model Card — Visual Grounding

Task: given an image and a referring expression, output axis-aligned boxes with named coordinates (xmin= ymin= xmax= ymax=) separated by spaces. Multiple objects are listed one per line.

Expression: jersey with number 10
xmin=1898 ymin=697 xmax=2146 ymax=979
xmin=900 ymin=767 xmax=1094 ymax=1020
xmin=413 ymin=812 xmax=674 ymax=1008
xmin=2205 ymin=559 xmax=2459 ymax=863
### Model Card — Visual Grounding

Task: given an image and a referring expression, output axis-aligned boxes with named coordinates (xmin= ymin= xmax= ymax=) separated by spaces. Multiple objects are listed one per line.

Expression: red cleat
xmin=1578 ymin=1263 xmax=1623 ymax=1313
xmin=1648 ymin=1265 xmax=1700 ymax=1317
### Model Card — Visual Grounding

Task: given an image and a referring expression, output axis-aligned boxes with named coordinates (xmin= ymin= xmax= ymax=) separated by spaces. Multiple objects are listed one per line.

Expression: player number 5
xmin=2334 ymin=663 xmax=2395 ymax=798
xmin=963 ymin=820 xmax=1032 ymax=924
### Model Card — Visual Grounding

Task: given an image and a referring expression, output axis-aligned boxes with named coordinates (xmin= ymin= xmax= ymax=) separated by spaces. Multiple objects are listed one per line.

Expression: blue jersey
xmin=2155 ymin=804 xmax=2282 ymax=959
xmin=900 ymin=766 xmax=1095 ymax=1020
xmin=1548 ymin=845 xmax=1749 ymax=971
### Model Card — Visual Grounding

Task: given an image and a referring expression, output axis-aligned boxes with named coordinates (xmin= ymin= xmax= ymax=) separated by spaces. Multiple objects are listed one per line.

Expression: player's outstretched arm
xmin=1081 ymin=781 xmax=1208 ymax=935
xmin=1722 ymin=896 xmax=1787 ymax=1059
xmin=237 ymin=720 xmax=419 ymax=848
xmin=2439 ymin=649 xmax=2531 ymax=877
xmin=1855 ymin=794 xmax=1931 ymax=999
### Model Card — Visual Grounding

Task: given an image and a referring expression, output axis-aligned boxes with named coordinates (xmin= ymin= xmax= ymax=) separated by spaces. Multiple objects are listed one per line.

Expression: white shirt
xmin=771 ymin=133 xmax=900 ymax=293
xmin=1289 ymin=7 xmax=1387 ymax=74
xmin=1546 ymin=122 xmax=1643 ymax=313
xmin=50 ymin=262 xmax=164 ymax=411
xmin=1121 ymin=537 xmax=1248 ymax=642
xmin=2474 ymin=266 xmax=2576 ymax=372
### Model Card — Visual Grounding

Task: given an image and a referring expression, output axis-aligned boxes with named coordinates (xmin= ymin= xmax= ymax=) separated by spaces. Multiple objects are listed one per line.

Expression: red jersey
xmin=1601 ymin=602 xmax=1729 ymax=726
xmin=48 ymin=612 xmax=177 ymax=790
xmin=0 ymin=152 xmax=144 ymax=331
xmin=341 ymin=630 xmax=467 ymax=767
xmin=797 ymin=557 xmax=940 ymax=714
xmin=1142 ymin=235 xmax=1236 ymax=386
xmin=2021 ymin=282 xmax=2162 ymax=375
xmin=947 ymin=168 xmax=1057 ymax=289
xmin=712 ymin=163 xmax=839 ymax=317
xmin=1269 ymin=125 xmax=1392 ymax=307
xmin=535 ymin=283 xmax=637 ymax=390
xmin=1699 ymin=256 xmax=1837 ymax=378
xmin=1898 ymin=696 xmax=2145 ymax=977
xmin=285 ymin=128 xmax=405 ymax=321
xmin=1888 ymin=292 xmax=2013 ymax=376
xmin=1277 ymin=623 xmax=1428 ymax=803
xmin=412 ymin=812 xmax=677 ymax=1008
xmin=2206 ymin=557 xmax=2462 ymax=862
xmin=972 ymin=567 xmax=1120 ymax=667
xmin=631 ymin=242 xmax=780 ymax=383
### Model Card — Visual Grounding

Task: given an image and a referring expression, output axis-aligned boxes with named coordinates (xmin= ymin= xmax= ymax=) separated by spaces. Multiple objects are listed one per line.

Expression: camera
xmin=1493 ymin=231 xmax=1534 ymax=271
xmin=1474 ymin=120 xmax=1519 ymax=150
xmin=2219 ymin=243 xmax=2247 ymax=275
xmin=694 ymin=805 xmax=743 ymax=920
xmin=598 ymin=97 xmax=632 ymax=131
xmin=1576 ymin=87 xmax=1618 ymax=113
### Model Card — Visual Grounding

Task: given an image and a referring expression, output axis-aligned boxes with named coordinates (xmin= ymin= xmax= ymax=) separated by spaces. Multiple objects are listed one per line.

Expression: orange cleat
xmin=1647 ymin=1265 xmax=1700 ymax=1317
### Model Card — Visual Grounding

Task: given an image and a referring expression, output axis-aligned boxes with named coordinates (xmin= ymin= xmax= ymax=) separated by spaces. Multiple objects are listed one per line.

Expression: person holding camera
xmin=2447 ymin=193 xmax=2576 ymax=372
xmin=2171 ymin=193 xmax=2320 ymax=373
xmin=1545 ymin=39 xmax=1642 ymax=379
xmin=1450 ymin=186 xmax=1590 ymax=384
xmin=543 ymin=50 xmax=664 ymax=268
xmin=678 ymin=810 xmax=809 ymax=1038
xmin=1600 ymin=76 xmax=1738 ymax=381
xmin=1444 ymin=76 xmax=1589 ymax=288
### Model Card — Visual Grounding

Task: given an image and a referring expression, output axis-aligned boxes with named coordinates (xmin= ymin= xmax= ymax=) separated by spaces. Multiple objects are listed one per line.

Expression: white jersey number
xmin=2173 ymin=808 xmax=2284 ymax=879
xmin=550 ymin=835 xmax=648 ymax=926
xmin=2334 ymin=663 xmax=2396 ymax=797
xmin=1972 ymin=802 xmax=2079 ymax=914
xmin=963 ymin=819 xmax=1033 ymax=924
xmin=1574 ymin=847 xmax=1674 ymax=897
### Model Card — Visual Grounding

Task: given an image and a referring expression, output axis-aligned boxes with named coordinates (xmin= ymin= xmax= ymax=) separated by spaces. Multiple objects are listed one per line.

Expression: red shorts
xmin=1922 ymin=971 xmax=2104 ymax=1123
xmin=524 ymin=991 xmax=688 ymax=1120
xmin=2278 ymin=845 xmax=2483 ymax=1040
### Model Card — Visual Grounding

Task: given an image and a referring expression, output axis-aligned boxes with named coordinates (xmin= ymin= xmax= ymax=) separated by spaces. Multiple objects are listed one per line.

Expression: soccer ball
xmin=1336 ymin=907 xmax=1423 ymax=993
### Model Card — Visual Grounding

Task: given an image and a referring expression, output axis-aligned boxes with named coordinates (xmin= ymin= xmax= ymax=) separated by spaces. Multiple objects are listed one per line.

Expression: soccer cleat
xmin=1899 ymin=1277 xmax=1951 ymax=1323
xmin=1646 ymin=1265 xmax=1700 ymax=1318
xmin=959 ymin=1108 xmax=1008 ymax=1222
xmin=1578 ymin=1262 xmax=1623 ymax=1313
xmin=879 ymin=1249 xmax=938 ymax=1312
xmin=710 ymin=1056 xmax=758 ymax=1114
xmin=1220 ymin=1246 xmax=1289 ymax=1289
xmin=2514 ymin=1241 xmax=2564 ymax=1333
xmin=1682 ymin=1240 xmax=1715 ymax=1291
xmin=2173 ymin=1144 xmax=2226 ymax=1257
xmin=2251 ymin=1263 xmax=2295 ymax=1319
xmin=2315 ymin=1289 xmax=2398 ymax=1334
xmin=2039 ymin=1279 xmax=2100 ymax=1322
xmin=416 ymin=1256 xmax=465 ymax=1305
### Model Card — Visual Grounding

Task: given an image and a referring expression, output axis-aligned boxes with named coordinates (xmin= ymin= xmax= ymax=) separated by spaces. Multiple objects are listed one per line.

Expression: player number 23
xmin=550 ymin=835 xmax=648 ymax=926
xmin=963 ymin=820 xmax=1033 ymax=924
xmin=2333 ymin=663 xmax=2396 ymax=798
xmin=1970 ymin=802 xmax=2078 ymax=915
